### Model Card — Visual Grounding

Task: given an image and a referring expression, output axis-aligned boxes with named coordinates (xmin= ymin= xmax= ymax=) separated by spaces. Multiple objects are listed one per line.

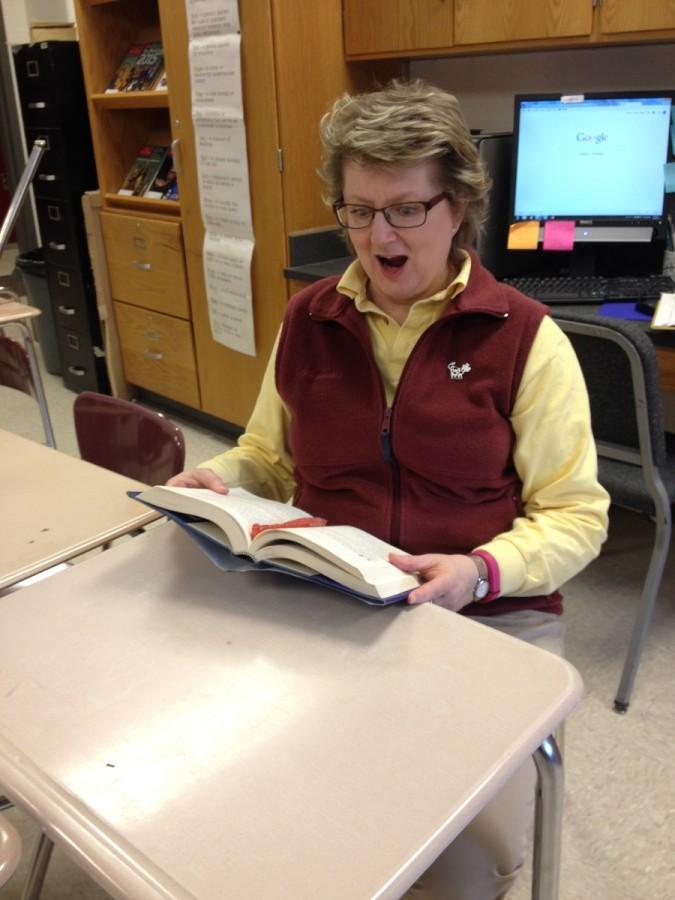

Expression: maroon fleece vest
xmin=276 ymin=254 xmax=562 ymax=616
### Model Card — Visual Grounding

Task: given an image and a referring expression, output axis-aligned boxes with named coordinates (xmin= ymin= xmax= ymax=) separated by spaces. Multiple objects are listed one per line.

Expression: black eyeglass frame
xmin=332 ymin=192 xmax=449 ymax=229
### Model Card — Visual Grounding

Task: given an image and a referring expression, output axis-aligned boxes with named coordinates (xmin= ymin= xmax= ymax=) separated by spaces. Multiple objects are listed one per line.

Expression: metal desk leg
xmin=14 ymin=320 xmax=56 ymax=449
xmin=532 ymin=734 xmax=564 ymax=900
xmin=20 ymin=832 xmax=53 ymax=900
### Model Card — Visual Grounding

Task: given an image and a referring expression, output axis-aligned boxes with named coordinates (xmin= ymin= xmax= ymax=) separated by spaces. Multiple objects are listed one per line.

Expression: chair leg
xmin=614 ymin=490 xmax=672 ymax=713
xmin=15 ymin=321 xmax=57 ymax=449
xmin=20 ymin=832 xmax=53 ymax=900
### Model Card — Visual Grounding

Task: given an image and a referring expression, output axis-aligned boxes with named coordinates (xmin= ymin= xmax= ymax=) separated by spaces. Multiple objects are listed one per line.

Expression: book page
xmin=254 ymin=543 xmax=418 ymax=600
xmin=137 ymin=486 xmax=309 ymax=554
xmin=251 ymin=525 xmax=421 ymax=590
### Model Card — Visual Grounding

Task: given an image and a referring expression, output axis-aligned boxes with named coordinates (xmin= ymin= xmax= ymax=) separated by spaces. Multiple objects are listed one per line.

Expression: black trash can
xmin=15 ymin=248 xmax=61 ymax=375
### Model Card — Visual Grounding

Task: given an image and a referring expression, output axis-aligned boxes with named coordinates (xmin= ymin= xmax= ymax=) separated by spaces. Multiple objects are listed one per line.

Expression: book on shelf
xmin=155 ymin=69 xmax=168 ymax=91
xmin=145 ymin=149 xmax=178 ymax=200
xmin=105 ymin=41 xmax=164 ymax=93
xmin=118 ymin=145 xmax=169 ymax=197
xmin=131 ymin=485 xmax=422 ymax=605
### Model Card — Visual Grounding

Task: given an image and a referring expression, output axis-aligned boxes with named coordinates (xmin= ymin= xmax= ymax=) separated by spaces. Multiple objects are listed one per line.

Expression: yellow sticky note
xmin=507 ymin=220 xmax=540 ymax=250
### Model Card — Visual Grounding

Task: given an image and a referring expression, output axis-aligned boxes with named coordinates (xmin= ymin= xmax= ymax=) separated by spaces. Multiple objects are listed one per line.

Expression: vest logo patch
xmin=447 ymin=361 xmax=471 ymax=380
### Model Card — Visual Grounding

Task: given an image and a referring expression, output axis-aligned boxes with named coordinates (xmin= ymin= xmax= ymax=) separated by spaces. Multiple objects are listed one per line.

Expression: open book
xmin=131 ymin=486 xmax=421 ymax=605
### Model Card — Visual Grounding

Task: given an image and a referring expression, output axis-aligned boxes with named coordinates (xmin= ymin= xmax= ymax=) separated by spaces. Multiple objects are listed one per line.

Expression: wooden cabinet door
xmin=455 ymin=0 xmax=592 ymax=45
xmin=344 ymin=0 xmax=453 ymax=56
xmin=598 ymin=0 xmax=675 ymax=35
xmin=160 ymin=0 xmax=288 ymax=428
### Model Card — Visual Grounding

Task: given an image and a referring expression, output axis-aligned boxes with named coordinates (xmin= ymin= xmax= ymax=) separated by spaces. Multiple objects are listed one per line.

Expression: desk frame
xmin=14 ymin=737 xmax=565 ymax=900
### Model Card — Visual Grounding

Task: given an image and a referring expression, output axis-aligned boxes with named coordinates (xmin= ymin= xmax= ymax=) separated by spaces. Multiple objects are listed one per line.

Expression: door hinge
xmin=276 ymin=148 xmax=284 ymax=172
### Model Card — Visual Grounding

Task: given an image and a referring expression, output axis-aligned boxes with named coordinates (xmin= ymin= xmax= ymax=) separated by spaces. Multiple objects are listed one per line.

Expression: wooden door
xmin=162 ymin=0 xmax=288 ymax=427
xmin=598 ymin=0 xmax=675 ymax=35
xmin=344 ymin=0 xmax=454 ymax=56
xmin=454 ymin=0 xmax=592 ymax=45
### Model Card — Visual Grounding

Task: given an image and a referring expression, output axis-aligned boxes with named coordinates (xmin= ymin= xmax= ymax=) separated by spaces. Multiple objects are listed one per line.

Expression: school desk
xmin=0 ymin=428 xmax=158 ymax=592
xmin=0 ymin=524 xmax=582 ymax=900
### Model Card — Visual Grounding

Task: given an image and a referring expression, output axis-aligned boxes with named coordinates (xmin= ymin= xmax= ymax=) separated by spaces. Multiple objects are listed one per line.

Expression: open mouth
xmin=378 ymin=255 xmax=407 ymax=269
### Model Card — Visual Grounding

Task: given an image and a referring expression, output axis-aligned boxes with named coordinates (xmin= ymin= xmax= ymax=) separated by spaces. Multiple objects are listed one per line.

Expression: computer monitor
xmin=510 ymin=91 xmax=674 ymax=245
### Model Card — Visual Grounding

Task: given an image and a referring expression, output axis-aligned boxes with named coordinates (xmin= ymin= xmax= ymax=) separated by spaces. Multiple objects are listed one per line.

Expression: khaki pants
xmin=403 ymin=609 xmax=565 ymax=900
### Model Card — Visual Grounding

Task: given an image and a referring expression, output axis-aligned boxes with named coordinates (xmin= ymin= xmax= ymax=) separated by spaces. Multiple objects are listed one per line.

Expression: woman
xmin=169 ymin=80 xmax=609 ymax=899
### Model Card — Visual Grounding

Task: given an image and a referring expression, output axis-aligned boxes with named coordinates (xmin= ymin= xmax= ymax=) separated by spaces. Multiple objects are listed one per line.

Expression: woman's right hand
xmin=165 ymin=467 xmax=229 ymax=493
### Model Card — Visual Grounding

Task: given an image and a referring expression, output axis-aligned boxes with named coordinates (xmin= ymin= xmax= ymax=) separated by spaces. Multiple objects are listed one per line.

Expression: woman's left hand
xmin=389 ymin=552 xmax=478 ymax=611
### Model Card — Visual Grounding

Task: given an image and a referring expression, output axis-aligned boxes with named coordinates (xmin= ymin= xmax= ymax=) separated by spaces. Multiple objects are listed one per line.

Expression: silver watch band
xmin=468 ymin=554 xmax=490 ymax=602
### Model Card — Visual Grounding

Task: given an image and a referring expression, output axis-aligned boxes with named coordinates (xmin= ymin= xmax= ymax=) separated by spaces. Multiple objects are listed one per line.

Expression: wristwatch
xmin=468 ymin=554 xmax=490 ymax=603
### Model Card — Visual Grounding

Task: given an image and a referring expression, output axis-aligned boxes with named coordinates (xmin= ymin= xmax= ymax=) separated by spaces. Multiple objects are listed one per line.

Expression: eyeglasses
xmin=333 ymin=192 xmax=449 ymax=229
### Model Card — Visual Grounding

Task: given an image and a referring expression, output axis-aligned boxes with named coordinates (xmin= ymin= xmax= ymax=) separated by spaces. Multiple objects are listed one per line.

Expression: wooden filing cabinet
xmin=100 ymin=212 xmax=190 ymax=319
xmin=114 ymin=302 xmax=200 ymax=408
xmin=101 ymin=208 xmax=198 ymax=407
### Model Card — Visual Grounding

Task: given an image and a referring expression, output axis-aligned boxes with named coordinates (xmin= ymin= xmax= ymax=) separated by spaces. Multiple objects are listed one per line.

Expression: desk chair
xmin=555 ymin=311 xmax=675 ymax=712
xmin=0 ymin=332 xmax=34 ymax=396
xmin=73 ymin=391 xmax=185 ymax=484
xmin=0 ymin=812 xmax=22 ymax=889
xmin=0 ymin=308 xmax=56 ymax=448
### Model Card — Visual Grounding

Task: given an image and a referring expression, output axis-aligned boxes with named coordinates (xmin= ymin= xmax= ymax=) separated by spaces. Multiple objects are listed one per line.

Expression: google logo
xmin=576 ymin=132 xmax=609 ymax=144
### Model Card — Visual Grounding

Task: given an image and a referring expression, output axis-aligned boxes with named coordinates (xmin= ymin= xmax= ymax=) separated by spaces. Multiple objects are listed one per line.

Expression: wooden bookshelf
xmin=75 ymin=0 xmax=392 ymax=426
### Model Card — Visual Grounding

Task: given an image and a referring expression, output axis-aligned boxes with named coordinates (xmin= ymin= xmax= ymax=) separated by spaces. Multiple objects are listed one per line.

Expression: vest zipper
xmin=380 ymin=406 xmax=401 ymax=546
xmin=380 ymin=407 xmax=393 ymax=462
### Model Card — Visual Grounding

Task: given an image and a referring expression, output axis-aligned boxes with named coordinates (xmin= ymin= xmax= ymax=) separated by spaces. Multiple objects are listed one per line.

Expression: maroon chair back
xmin=0 ymin=334 xmax=36 ymax=398
xmin=74 ymin=391 xmax=186 ymax=485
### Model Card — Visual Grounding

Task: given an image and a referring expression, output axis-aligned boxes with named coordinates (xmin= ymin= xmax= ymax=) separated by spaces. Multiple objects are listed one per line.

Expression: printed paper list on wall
xmin=187 ymin=0 xmax=255 ymax=356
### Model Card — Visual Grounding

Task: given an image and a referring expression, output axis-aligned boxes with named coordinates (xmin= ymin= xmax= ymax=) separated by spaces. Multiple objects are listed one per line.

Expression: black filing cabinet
xmin=13 ymin=41 xmax=110 ymax=394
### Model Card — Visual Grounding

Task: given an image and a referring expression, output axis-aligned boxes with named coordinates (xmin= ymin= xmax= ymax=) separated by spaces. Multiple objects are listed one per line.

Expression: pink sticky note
xmin=543 ymin=220 xmax=575 ymax=251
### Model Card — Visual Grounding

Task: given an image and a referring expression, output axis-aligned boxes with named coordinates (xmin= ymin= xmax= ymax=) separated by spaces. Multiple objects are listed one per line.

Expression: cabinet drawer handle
xmin=48 ymin=241 xmax=66 ymax=250
xmin=57 ymin=305 xmax=76 ymax=315
xmin=133 ymin=236 xmax=147 ymax=250
xmin=38 ymin=174 xmax=57 ymax=182
xmin=28 ymin=101 xmax=47 ymax=109
xmin=132 ymin=261 xmax=152 ymax=271
xmin=144 ymin=328 xmax=161 ymax=341
xmin=67 ymin=365 xmax=86 ymax=377
xmin=143 ymin=350 xmax=164 ymax=361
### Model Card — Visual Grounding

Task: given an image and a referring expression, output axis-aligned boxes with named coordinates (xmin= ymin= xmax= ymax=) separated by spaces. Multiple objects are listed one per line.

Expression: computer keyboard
xmin=502 ymin=274 xmax=675 ymax=304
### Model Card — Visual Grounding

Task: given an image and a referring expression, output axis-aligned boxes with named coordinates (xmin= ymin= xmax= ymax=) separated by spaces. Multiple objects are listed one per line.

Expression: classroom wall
xmin=27 ymin=0 xmax=74 ymax=25
xmin=1 ymin=0 xmax=29 ymax=44
xmin=412 ymin=42 xmax=675 ymax=131
xmin=0 ymin=0 xmax=74 ymax=44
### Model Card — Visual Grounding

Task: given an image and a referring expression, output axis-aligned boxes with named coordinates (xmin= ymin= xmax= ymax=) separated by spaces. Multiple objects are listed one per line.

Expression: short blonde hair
xmin=319 ymin=79 xmax=490 ymax=248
